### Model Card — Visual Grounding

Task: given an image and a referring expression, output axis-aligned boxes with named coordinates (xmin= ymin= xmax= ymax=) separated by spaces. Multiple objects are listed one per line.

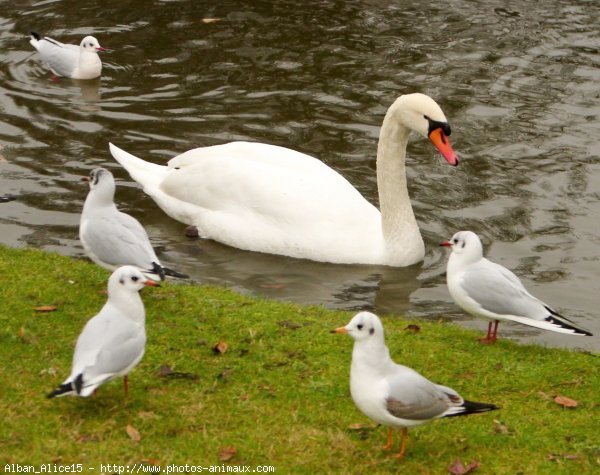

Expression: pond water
xmin=1 ymin=0 xmax=599 ymax=350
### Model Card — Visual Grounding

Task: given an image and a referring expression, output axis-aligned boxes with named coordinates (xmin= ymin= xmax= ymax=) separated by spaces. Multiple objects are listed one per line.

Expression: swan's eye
xmin=131 ymin=276 xmax=139 ymax=282
xmin=357 ymin=324 xmax=363 ymax=330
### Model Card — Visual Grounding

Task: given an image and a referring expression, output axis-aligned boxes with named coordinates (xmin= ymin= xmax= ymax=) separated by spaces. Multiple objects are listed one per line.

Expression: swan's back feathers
xmin=111 ymin=141 xmax=385 ymax=264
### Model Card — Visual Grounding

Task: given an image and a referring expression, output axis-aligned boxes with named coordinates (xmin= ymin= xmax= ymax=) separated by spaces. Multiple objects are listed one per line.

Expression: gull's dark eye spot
xmin=369 ymin=328 xmax=374 ymax=335
xmin=119 ymin=278 xmax=124 ymax=285
xmin=131 ymin=276 xmax=139 ymax=282
xmin=461 ymin=241 xmax=466 ymax=248
xmin=453 ymin=238 xmax=458 ymax=244
xmin=357 ymin=324 xmax=363 ymax=330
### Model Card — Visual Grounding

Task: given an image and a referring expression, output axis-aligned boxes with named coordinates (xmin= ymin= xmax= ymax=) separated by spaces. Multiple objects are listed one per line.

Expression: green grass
xmin=0 ymin=246 xmax=598 ymax=473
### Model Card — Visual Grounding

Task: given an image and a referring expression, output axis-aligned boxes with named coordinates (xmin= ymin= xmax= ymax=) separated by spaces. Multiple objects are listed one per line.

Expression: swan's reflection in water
xmin=155 ymin=233 xmax=422 ymax=313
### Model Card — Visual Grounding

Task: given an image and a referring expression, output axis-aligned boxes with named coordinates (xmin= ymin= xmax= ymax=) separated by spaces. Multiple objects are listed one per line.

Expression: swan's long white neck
xmin=376 ymin=101 xmax=424 ymax=265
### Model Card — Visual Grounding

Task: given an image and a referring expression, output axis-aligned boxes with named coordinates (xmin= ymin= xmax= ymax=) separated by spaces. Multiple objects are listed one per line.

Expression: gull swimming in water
xmin=29 ymin=32 xmax=105 ymax=80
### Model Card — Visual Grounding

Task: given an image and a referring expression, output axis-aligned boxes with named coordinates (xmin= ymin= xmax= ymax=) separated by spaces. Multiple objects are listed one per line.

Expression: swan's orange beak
xmin=429 ymin=128 xmax=459 ymax=166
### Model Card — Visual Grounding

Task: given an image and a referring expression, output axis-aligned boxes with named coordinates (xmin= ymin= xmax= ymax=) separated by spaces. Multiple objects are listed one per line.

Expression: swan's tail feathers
xmin=108 ymin=143 xmax=168 ymax=191
xmin=163 ymin=267 xmax=189 ymax=279
xmin=445 ymin=400 xmax=499 ymax=418
xmin=544 ymin=306 xmax=593 ymax=336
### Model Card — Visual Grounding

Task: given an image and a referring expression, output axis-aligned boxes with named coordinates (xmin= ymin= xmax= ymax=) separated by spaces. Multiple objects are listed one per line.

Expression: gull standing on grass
xmin=80 ymin=168 xmax=188 ymax=281
xmin=333 ymin=312 xmax=497 ymax=461
xmin=47 ymin=266 xmax=158 ymax=398
xmin=29 ymin=32 xmax=105 ymax=80
xmin=441 ymin=230 xmax=592 ymax=344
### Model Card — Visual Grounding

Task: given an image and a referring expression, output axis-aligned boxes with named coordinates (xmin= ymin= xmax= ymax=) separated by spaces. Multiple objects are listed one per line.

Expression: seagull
xmin=47 ymin=266 xmax=158 ymax=398
xmin=333 ymin=312 xmax=498 ymax=461
xmin=29 ymin=32 xmax=105 ymax=79
xmin=441 ymin=230 xmax=593 ymax=344
xmin=80 ymin=168 xmax=189 ymax=281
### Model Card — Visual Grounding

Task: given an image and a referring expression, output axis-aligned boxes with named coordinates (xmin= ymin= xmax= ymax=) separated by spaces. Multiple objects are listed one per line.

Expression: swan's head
xmin=333 ymin=311 xmax=385 ymax=343
xmin=108 ymin=265 xmax=159 ymax=297
xmin=80 ymin=36 xmax=105 ymax=53
xmin=440 ymin=230 xmax=484 ymax=263
xmin=394 ymin=93 xmax=458 ymax=166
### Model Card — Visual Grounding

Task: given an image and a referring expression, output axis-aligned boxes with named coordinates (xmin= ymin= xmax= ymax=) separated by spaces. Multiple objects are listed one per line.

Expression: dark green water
xmin=1 ymin=0 xmax=599 ymax=349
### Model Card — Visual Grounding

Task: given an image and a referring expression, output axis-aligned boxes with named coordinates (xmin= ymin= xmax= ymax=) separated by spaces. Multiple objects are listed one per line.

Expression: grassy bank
xmin=0 ymin=246 xmax=598 ymax=473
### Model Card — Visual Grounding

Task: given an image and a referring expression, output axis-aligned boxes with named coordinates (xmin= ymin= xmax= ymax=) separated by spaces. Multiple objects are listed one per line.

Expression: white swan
xmin=109 ymin=93 xmax=458 ymax=266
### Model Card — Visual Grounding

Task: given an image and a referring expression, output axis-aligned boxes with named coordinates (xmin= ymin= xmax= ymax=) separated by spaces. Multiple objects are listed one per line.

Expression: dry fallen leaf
xmin=213 ymin=341 xmax=229 ymax=354
xmin=404 ymin=324 xmax=421 ymax=333
xmin=547 ymin=453 xmax=581 ymax=461
xmin=347 ymin=423 xmax=376 ymax=431
xmin=202 ymin=18 xmax=221 ymax=24
xmin=218 ymin=446 xmax=236 ymax=462
xmin=259 ymin=283 xmax=286 ymax=289
xmin=278 ymin=320 xmax=302 ymax=330
xmin=126 ymin=424 xmax=141 ymax=442
xmin=493 ymin=419 xmax=509 ymax=435
xmin=141 ymin=458 xmax=161 ymax=466
xmin=448 ymin=458 xmax=480 ymax=475
xmin=157 ymin=364 xmax=198 ymax=380
xmin=554 ymin=395 xmax=578 ymax=408
xmin=34 ymin=305 xmax=58 ymax=312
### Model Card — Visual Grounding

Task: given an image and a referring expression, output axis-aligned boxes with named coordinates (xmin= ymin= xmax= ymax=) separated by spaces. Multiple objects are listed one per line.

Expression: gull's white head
xmin=85 ymin=167 xmax=116 ymax=200
xmin=108 ymin=265 xmax=158 ymax=296
xmin=334 ymin=311 xmax=385 ymax=343
xmin=440 ymin=230 xmax=484 ymax=263
xmin=391 ymin=93 xmax=458 ymax=166
xmin=79 ymin=36 xmax=105 ymax=53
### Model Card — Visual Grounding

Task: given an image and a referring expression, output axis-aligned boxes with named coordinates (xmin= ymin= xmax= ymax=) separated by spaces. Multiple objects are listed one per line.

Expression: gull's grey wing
xmin=459 ymin=259 xmax=548 ymax=319
xmin=71 ymin=310 xmax=145 ymax=382
xmin=36 ymin=38 xmax=78 ymax=77
xmin=385 ymin=366 xmax=452 ymax=420
xmin=82 ymin=212 xmax=159 ymax=270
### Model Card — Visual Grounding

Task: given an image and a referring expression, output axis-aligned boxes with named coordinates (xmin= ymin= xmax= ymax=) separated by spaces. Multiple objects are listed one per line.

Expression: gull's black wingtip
xmin=30 ymin=31 xmax=41 ymax=41
xmin=46 ymin=382 xmax=72 ymax=399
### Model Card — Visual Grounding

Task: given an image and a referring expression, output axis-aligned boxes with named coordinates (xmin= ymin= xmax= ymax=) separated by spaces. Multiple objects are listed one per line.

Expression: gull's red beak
xmin=429 ymin=128 xmax=459 ymax=166
xmin=440 ymin=240 xmax=452 ymax=247
xmin=96 ymin=46 xmax=106 ymax=52
xmin=144 ymin=280 xmax=160 ymax=287
xmin=81 ymin=176 xmax=90 ymax=182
